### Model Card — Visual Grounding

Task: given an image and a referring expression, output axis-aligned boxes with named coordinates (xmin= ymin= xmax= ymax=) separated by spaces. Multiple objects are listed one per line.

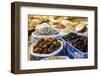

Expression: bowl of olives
xmin=67 ymin=36 xmax=88 ymax=59
xmin=62 ymin=33 xmax=88 ymax=58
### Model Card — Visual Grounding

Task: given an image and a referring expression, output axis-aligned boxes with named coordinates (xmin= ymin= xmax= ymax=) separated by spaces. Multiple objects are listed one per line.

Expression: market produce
xmin=62 ymin=33 xmax=80 ymax=41
xmin=34 ymin=27 xmax=59 ymax=36
xmin=33 ymin=38 xmax=61 ymax=54
xmin=54 ymin=22 xmax=66 ymax=29
xmin=28 ymin=15 xmax=42 ymax=30
xmin=28 ymin=15 xmax=88 ymax=60
xmin=71 ymin=36 xmax=88 ymax=53
xmin=62 ymin=32 xmax=88 ymax=53
xmin=59 ymin=26 xmax=74 ymax=35
xmin=48 ymin=16 xmax=64 ymax=24
xmin=75 ymin=23 xmax=87 ymax=33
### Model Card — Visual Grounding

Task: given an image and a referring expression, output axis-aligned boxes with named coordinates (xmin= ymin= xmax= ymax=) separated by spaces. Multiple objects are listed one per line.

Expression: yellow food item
xmin=28 ymin=19 xmax=41 ymax=30
xmin=80 ymin=21 xmax=88 ymax=24
xmin=75 ymin=23 xmax=85 ymax=31
xmin=54 ymin=16 xmax=64 ymax=20
xmin=75 ymin=21 xmax=88 ymax=31
xmin=61 ymin=20 xmax=79 ymax=27
xmin=49 ymin=16 xmax=64 ymax=23
xmin=39 ymin=16 xmax=49 ymax=21
xmin=28 ymin=15 xmax=42 ymax=30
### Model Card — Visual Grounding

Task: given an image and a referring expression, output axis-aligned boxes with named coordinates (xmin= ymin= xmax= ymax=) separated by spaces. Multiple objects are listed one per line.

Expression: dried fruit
xmin=33 ymin=38 xmax=61 ymax=54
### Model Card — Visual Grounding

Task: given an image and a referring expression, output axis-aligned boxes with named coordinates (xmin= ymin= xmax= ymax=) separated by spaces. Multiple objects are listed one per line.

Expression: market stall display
xmin=28 ymin=15 xmax=88 ymax=60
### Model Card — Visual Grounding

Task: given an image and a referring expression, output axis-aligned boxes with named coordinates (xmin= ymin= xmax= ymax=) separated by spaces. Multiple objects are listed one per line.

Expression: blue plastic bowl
xmin=66 ymin=42 xmax=88 ymax=59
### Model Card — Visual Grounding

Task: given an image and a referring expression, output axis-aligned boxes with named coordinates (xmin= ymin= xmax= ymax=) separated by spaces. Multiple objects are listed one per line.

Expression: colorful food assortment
xmin=28 ymin=15 xmax=88 ymax=35
xmin=28 ymin=16 xmax=64 ymax=30
xmin=28 ymin=15 xmax=88 ymax=60
xmin=33 ymin=38 xmax=61 ymax=54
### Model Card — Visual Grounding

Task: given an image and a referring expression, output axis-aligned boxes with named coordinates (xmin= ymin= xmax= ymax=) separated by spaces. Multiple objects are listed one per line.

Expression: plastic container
xmin=66 ymin=42 xmax=88 ymax=59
